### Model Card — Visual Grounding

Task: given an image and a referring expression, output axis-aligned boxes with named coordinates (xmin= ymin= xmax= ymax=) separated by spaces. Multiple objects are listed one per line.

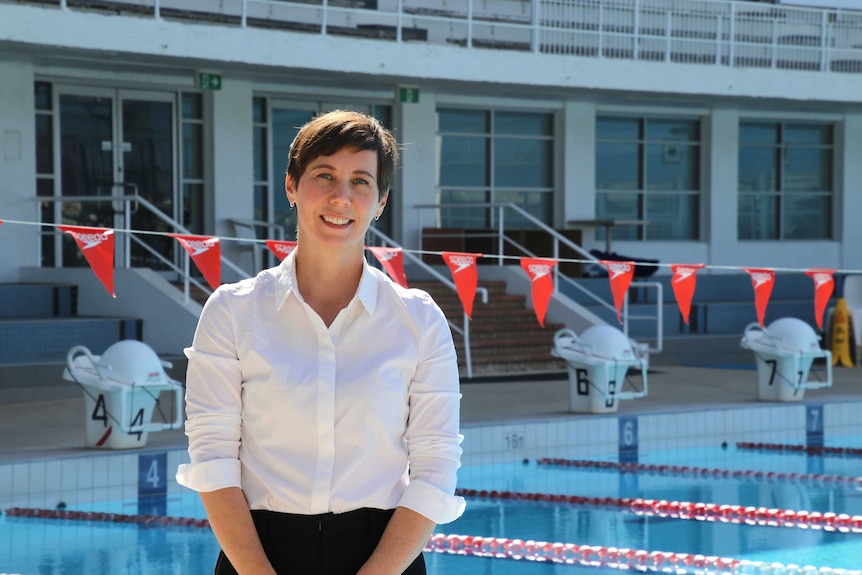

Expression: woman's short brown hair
xmin=286 ymin=109 xmax=399 ymax=196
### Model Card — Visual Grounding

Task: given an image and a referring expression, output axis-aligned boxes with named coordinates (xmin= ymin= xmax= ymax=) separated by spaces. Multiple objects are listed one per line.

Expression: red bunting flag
xmin=266 ymin=240 xmax=297 ymax=262
xmin=805 ymin=268 xmax=835 ymax=330
xmin=170 ymin=234 xmax=221 ymax=291
xmin=441 ymin=252 xmax=482 ymax=319
xmin=520 ymin=257 xmax=557 ymax=327
xmin=368 ymin=246 xmax=408 ymax=288
xmin=670 ymin=263 xmax=704 ymax=326
xmin=744 ymin=268 xmax=775 ymax=328
xmin=58 ymin=225 xmax=115 ymax=298
xmin=601 ymin=260 xmax=636 ymax=324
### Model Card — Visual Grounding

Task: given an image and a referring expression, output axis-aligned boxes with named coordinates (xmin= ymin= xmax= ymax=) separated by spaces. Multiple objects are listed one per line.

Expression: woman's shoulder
xmin=206 ymin=267 xmax=279 ymax=304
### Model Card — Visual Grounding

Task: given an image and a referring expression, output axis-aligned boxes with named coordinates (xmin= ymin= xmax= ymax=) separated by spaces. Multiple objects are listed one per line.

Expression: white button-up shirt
xmin=176 ymin=252 xmax=466 ymax=525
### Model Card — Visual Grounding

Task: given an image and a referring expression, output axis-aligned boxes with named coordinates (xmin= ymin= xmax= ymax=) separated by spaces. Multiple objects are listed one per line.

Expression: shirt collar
xmin=274 ymin=249 xmax=378 ymax=315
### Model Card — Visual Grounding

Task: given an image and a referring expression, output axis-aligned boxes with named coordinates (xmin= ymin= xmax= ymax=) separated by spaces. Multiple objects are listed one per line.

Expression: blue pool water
xmin=3 ymin=440 xmax=862 ymax=574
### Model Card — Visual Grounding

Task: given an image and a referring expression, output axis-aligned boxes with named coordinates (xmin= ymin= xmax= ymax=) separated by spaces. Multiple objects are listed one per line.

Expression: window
xmin=595 ymin=116 xmax=701 ymax=241
xmin=437 ymin=108 xmax=553 ymax=228
xmin=738 ymin=121 xmax=833 ymax=240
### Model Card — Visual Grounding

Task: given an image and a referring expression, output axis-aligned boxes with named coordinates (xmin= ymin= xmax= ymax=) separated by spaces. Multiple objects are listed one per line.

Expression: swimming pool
xmin=2 ymin=400 xmax=861 ymax=574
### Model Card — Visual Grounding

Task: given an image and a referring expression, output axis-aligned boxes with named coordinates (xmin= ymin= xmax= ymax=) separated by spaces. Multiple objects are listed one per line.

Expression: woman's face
xmin=285 ymin=147 xmax=387 ymax=252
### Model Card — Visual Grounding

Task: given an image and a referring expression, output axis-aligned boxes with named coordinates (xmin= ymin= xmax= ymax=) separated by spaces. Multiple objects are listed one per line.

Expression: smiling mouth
xmin=322 ymin=215 xmax=351 ymax=226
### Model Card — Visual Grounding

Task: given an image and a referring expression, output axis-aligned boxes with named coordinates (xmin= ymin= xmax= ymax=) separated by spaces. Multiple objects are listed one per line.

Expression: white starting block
xmin=740 ymin=318 xmax=832 ymax=402
xmin=551 ymin=326 xmax=648 ymax=414
xmin=62 ymin=340 xmax=184 ymax=449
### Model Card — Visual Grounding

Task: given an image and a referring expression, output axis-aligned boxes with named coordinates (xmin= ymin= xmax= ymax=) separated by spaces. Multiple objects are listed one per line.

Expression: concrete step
xmin=0 ymin=283 xmax=77 ymax=319
xmin=0 ymin=317 xmax=143 ymax=365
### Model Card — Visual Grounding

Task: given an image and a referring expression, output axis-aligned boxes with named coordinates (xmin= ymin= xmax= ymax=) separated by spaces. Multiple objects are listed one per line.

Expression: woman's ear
xmin=374 ymin=192 xmax=388 ymax=220
xmin=285 ymin=173 xmax=296 ymax=205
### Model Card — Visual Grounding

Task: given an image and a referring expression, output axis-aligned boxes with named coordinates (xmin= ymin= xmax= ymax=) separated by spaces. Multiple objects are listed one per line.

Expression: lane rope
xmin=455 ymin=488 xmax=862 ymax=533
xmin=737 ymin=441 xmax=862 ymax=458
xmin=537 ymin=457 xmax=862 ymax=489
xmin=6 ymin=507 xmax=860 ymax=574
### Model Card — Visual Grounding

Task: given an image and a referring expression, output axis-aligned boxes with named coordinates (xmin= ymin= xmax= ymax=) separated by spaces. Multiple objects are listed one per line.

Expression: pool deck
xmin=0 ymin=363 xmax=860 ymax=463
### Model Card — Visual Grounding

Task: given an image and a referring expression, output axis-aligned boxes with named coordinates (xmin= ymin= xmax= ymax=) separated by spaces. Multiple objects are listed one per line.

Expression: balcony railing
xmin=16 ymin=0 xmax=862 ymax=73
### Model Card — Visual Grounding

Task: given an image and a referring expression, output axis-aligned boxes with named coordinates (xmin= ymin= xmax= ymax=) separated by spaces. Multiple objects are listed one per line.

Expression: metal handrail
xmin=414 ymin=201 xmax=663 ymax=353
xmin=366 ymin=226 xmax=488 ymax=379
xmin=37 ymin=0 xmax=862 ymax=75
xmin=39 ymin=194 xmax=248 ymax=302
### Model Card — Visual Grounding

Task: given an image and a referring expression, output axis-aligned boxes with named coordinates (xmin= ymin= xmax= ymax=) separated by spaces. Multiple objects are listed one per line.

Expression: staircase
xmin=410 ymin=280 xmax=567 ymax=378
xmin=0 ymin=282 xmax=144 ymax=389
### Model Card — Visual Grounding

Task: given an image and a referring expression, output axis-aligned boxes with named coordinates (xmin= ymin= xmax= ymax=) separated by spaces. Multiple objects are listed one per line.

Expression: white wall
xmin=0 ymin=61 xmax=38 ymax=282
xmin=838 ymin=113 xmax=862 ymax=273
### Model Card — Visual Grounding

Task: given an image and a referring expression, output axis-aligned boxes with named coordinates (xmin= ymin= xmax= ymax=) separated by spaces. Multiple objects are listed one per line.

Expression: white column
xmin=705 ymin=108 xmax=739 ymax=271
xmin=209 ymin=79 xmax=254 ymax=281
xmin=838 ymin=113 xmax=862 ymax=272
xmin=561 ymin=100 xmax=596 ymax=247
xmin=395 ymin=91 xmax=438 ymax=250
xmin=0 ymin=61 xmax=38 ymax=282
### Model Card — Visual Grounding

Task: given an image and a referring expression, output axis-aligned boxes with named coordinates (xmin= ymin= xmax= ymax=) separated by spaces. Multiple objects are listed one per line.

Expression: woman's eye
xmin=352 ymin=178 xmax=369 ymax=186
xmin=317 ymin=173 xmax=333 ymax=180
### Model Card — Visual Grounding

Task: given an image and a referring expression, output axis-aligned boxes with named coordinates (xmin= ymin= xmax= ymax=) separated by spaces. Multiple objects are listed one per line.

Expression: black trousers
xmin=214 ymin=507 xmax=427 ymax=575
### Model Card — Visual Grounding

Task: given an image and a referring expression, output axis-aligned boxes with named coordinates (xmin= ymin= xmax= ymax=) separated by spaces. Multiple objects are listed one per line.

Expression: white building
xmin=2 ymin=0 xmax=862 ymax=354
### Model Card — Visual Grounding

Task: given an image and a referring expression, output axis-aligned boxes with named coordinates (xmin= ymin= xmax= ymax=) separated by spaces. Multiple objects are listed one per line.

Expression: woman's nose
xmin=329 ymin=179 xmax=351 ymax=204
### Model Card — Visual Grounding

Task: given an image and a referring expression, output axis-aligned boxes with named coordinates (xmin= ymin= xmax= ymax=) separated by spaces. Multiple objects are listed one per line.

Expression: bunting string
xmin=3 ymin=218 xmax=861 ymax=330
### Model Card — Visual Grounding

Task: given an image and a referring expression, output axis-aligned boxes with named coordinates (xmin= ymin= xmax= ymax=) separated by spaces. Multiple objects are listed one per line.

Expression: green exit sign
xmin=198 ymin=72 xmax=222 ymax=91
xmin=398 ymin=86 xmax=420 ymax=103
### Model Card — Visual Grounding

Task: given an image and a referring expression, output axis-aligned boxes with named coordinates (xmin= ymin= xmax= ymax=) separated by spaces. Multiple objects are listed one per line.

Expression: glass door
xmin=56 ymin=87 xmax=177 ymax=272
xmin=57 ymin=90 xmax=115 ymax=268
xmin=119 ymin=91 xmax=176 ymax=271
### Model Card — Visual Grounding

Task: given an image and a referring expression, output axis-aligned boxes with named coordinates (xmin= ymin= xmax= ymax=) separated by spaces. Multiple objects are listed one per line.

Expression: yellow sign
xmin=831 ymin=298 xmax=854 ymax=367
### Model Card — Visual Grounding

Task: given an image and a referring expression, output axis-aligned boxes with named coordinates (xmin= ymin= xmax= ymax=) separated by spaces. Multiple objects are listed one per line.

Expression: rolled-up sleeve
xmin=398 ymin=299 xmax=466 ymax=524
xmin=176 ymin=288 xmax=245 ymax=493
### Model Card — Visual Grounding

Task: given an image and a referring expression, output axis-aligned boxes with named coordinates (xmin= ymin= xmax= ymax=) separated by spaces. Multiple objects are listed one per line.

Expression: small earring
xmin=374 ymin=214 xmax=380 ymax=221
xmin=289 ymin=202 xmax=295 ymax=209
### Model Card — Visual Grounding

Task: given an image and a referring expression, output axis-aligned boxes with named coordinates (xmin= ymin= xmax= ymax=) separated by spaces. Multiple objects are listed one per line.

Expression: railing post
xmin=60 ymin=0 xmax=67 ymax=9
xmin=598 ymin=1 xmax=604 ymax=57
xmin=821 ymin=10 xmax=828 ymax=72
xmin=715 ymin=14 xmax=722 ymax=65
xmin=124 ymin=197 xmax=132 ymax=269
xmin=497 ymin=205 xmax=504 ymax=266
xmin=729 ymin=2 xmax=736 ymax=67
xmin=463 ymin=311 xmax=473 ymax=379
xmin=531 ymin=0 xmax=540 ymax=53
xmin=665 ymin=10 xmax=672 ymax=62
xmin=553 ymin=237 xmax=559 ymax=294
xmin=183 ymin=252 xmax=190 ymax=303
xmin=154 ymin=0 xmax=160 ymax=19
xmin=396 ymin=0 xmax=403 ymax=43
xmin=633 ymin=0 xmax=640 ymax=60
xmin=771 ymin=18 xmax=777 ymax=69
xmin=467 ymin=0 xmax=473 ymax=48
xmin=322 ymin=0 xmax=328 ymax=35
xmin=241 ymin=0 xmax=247 ymax=28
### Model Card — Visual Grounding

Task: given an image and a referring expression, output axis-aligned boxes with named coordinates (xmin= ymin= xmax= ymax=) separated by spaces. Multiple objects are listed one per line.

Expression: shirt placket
xmin=310 ymin=317 xmax=337 ymax=512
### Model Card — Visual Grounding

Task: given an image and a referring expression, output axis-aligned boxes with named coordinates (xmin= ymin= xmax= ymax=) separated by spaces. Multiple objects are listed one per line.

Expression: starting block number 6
xmin=575 ymin=368 xmax=617 ymax=408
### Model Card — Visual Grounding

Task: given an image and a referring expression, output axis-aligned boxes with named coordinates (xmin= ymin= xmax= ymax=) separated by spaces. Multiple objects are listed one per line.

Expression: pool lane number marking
xmin=619 ymin=417 xmax=638 ymax=464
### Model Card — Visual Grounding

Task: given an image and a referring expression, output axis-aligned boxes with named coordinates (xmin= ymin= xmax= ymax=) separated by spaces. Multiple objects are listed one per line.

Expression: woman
xmin=176 ymin=110 xmax=465 ymax=574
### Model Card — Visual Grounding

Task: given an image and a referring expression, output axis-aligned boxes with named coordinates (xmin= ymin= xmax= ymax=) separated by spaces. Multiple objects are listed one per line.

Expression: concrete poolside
xmin=0 ymin=363 xmax=859 ymax=463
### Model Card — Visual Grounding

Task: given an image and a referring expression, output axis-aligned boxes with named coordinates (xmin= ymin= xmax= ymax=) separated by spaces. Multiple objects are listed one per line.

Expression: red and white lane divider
xmin=537 ymin=457 xmax=862 ymax=488
xmin=6 ymin=507 xmax=861 ymax=574
xmin=4 ymin=507 xmax=210 ymax=528
xmin=737 ymin=441 xmax=862 ymax=458
xmin=455 ymin=488 xmax=862 ymax=533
